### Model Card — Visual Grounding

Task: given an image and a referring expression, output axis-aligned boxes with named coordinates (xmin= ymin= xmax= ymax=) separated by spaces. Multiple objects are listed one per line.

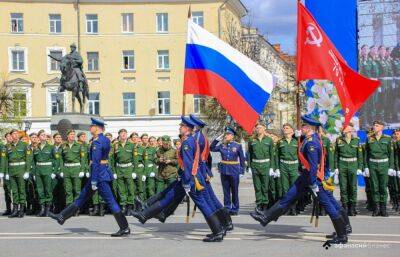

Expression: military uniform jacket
xmin=144 ymin=145 xmax=157 ymax=175
xmin=300 ymin=133 xmax=322 ymax=185
xmin=393 ymin=140 xmax=400 ymax=171
xmin=90 ymin=133 xmax=113 ymax=183
xmin=210 ymin=139 xmax=245 ymax=175
xmin=275 ymin=137 xmax=298 ymax=167
xmin=78 ymin=142 xmax=90 ymax=172
xmin=5 ymin=140 xmax=32 ymax=175
xmin=156 ymin=146 xmax=178 ymax=180
xmin=248 ymin=136 xmax=275 ymax=171
xmin=113 ymin=141 xmax=135 ymax=173
xmin=365 ymin=134 xmax=394 ymax=169
xmin=32 ymin=143 xmax=58 ymax=175
xmin=333 ymin=136 xmax=363 ymax=170
xmin=133 ymin=145 xmax=145 ymax=169
xmin=60 ymin=141 xmax=86 ymax=174
xmin=0 ymin=143 xmax=6 ymax=173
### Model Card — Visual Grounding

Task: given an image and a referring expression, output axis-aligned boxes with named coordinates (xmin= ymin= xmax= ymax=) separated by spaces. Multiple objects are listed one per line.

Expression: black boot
xmin=90 ymin=204 xmax=99 ymax=216
xmin=2 ymin=203 xmax=11 ymax=216
xmin=380 ymin=203 xmax=388 ymax=217
xmin=111 ymin=212 xmax=131 ymax=237
xmin=155 ymin=200 xmax=180 ymax=223
xmin=18 ymin=204 xmax=25 ymax=218
xmin=8 ymin=204 xmax=19 ymax=218
xmin=250 ymin=201 xmax=286 ymax=227
xmin=37 ymin=205 xmax=46 ymax=217
xmin=347 ymin=203 xmax=354 ymax=216
xmin=203 ymin=212 xmax=224 ymax=242
xmin=206 ymin=208 xmax=233 ymax=237
xmin=99 ymin=203 xmax=105 ymax=216
xmin=326 ymin=208 xmax=352 ymax=238
xmin=131 ymin=201 xmax=163 ymax=224
xmin=126 ymin=204 xmax=133 ymax=216
xmin=324 ymin=216 xmax=348 ymax=245
xmin=121 ymin=205 xmax=127 ymax=215
xmin=352 ymin=203 xmax=357 ymax=216
xmin=341 ymin=203 xmax=348 ymax=215
xmin=49 ymin=203 xmax=79 ymax=225
xmin=45 ymin=204 xmax=51 ymax=217
xmin=372 ymin=202 xmax=380 ymax=216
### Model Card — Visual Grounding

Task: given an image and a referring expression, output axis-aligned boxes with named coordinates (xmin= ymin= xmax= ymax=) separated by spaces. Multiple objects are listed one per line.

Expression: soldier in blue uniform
xmin=250 ymin=115 xmax=349 ymax=245
xmin=132 ymin=116 xmax=225 ymax=242
xmin=190 ymin=114 xmax=234 ymax=235
xmin=49 ymin=118 xmax=130 ymax=237
xmin=210 ymin=127 xmax=245 ymax=216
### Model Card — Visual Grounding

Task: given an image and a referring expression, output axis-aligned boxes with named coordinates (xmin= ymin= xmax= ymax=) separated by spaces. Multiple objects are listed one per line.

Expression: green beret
xmin=161 ymin=135 xmax=170 ymax=142
xmin=37 ymin=130 xmax=46 ymax=136
xmin=53 ymin=132 xmax=61 ymax=138
xmin=141 ymin=133 xmax=149 ymax=138
xmin=373 ymin=120 xmax=385 ymax=126
xmin=118 ymin=129 xmax=127 ymax=134
xmin=77 ymin=132 xmax=86 ymax=138
xmin=66 ymin=130 xmax=75 ymax=135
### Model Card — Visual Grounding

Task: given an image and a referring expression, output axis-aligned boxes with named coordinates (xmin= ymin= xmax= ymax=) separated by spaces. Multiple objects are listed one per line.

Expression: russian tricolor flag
xmin=183 ymin=20 xmax=275 ymax=134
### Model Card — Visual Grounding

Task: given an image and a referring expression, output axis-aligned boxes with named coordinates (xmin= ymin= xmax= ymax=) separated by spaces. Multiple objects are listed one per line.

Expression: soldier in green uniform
xmin=52 ymin=133 xmax=64 ymax=213
xmin=268 ymin=133 xmax=280 ymax=205
xmin=391 ymin=45 xmax=400 ymax=123
xmin=365 ymin=121 xmax=395 ymax=217
xmin=143 ymin=134 xmax=158 ymax=199
xmin=0 ymin=132 xmax=12 ymax=215
xmin=6 ymin=129 xmax=33 ymax=218
xmin=377 ymin=46 xmax=392 ymax=120
xmin=26 ymin=133 xmax=39 ymax=215
xmin=32 ymin=130 xmax=59 ymax=216
xmin=132 ymin=133 xmax=146 ymax=201
xmin=248 ymin=123 xmax=275 ymax=212
xmin=113 ymin=129 xmax=136 ymax=215
xmin=59 ymin=130 xmax=87 ymax=211
xmin=389 ymin=129 xmax=400 ymax=212
xmin=275 ymin=124 xmax=298 ymax=215
xmin=362 ymin=129 xmax=374 ymax=212
xmin=76 ymin=132 xmax=90 ymax=214
xmin=333 ymin=124 xmax=363 ymax=216
xmin=155 ymin=136 xmax=178 ymax=193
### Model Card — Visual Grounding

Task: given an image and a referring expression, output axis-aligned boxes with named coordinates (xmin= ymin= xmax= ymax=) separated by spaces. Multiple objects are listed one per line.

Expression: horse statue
xmin=48 ymin=44 xmax=89 ymax=114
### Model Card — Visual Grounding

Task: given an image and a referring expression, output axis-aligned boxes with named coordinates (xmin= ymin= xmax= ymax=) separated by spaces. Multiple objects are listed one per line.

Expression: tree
xmin=0 ymin=72 xmax=22 ymax=134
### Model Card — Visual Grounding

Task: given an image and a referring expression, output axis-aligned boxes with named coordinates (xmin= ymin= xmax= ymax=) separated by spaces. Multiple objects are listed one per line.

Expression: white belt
xmin=370 ymin=158 xmax=388 ymax=163
xmin=36 ymin=162 xmax=52 ymax=166
xmin=64 ymin=163 xmax=81 ymax=167
xmin=339 ymin=157 xmax=357 ymax=162
xmin=280 ymin=160 xmax=298 ymax=165
xmin=137 ymin=164 xmax=144 ymax=168
xmin=9 ymin=162 xmax=26 ymax=166
xmin=147 ymin=164 xmax=154 ymax=168
xmin=117 ymin=163 xmax=132 ymax=168
xmin=252 ymin=159 xmax=270 ymax=163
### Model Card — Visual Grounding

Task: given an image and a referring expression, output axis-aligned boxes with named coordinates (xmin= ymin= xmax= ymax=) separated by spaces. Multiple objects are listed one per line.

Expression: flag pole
xmin=296 ymin=0 xmax=301 ymax=129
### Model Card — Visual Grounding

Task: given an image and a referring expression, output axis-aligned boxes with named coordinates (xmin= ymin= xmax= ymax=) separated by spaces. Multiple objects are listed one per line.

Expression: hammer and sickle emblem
xmin=305 ymin=23 xmax=323 ymax=47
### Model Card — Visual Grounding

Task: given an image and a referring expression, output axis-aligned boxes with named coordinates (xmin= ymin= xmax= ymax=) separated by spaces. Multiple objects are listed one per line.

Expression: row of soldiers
xmin=0 ymin=129 xmax=182 ymax=218
xmin=247 ymin=120 xmax=400 ymax=217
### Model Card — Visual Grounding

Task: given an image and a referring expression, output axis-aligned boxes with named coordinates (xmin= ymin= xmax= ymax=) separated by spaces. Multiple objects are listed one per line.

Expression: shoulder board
xmin=307 ymin=137 xmax=313 ymax=142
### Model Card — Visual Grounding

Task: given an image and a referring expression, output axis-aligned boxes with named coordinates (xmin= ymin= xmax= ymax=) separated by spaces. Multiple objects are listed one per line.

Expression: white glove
xmin=274 ymin=169 xmax=281 ymax=178
xmin=51 ymin=173 xmax=56 ymax=179
xmin=334 ymin=173 xmax=339 ymax=184
xmin=33 ymin=175 xmax=36 ymax=181
xmin=397 ymin=170 xmax=400 ymax=178
xmin=295 ymin=130 xmax=302 ymax=137
xmin=364 ymin=168 xmax=370 ymax=178
xmin=132 ymin=173 xmax=137 ymax=179
xmin=388 ymin=169 xmax=395 ymax=176
xmin=59 ymin=172 xmax=64 ymax=178
xmin=334 ymin=169 xmax=339 ymax=175
xmin=5 ymin=174 xmax=9 ymax=180
xmin=310 ymin=184 xmax=319 ymax=197
xmin=78 ymin=172 xmax=85 ymax=178
xmin=269 ymin=168 xmax=275 ymax=177
xmin=142 ymin=175 xmax=147 ymax=182
xmin=248 ymin=168 xmax=252 ymax=175
xmin=91 ymin=181 xmax=98 ymax=191
xmin=329 ymin=171 xmax=335 ymax=178
xmin=86 ymin=172 xmax=90 ymax=178
xmin=215 ymin=134 xmax=224 ymax=141
xmin=0 ymin=173 xmax=4 ymax=179
xmin=149 ymin=172 xmax=156 ymax=178
xmin=23 ymin=172 xmax=30 ymax=180
xmin=356 ymin=169 xmax=363 ymax=176
xmin=113 ymin=174 xmax=118 ymax=179
xmin=183 ymin=184 xmax=191 ymax=195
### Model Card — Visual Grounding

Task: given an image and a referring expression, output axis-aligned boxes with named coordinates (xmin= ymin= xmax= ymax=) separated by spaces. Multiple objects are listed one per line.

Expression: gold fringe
xmin=194 ymin=177 xmax=204 ymax=191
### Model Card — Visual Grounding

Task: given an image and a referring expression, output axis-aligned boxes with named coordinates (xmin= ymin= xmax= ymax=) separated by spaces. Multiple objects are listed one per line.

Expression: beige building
xmin=0 ymin=0 xmax=247 ymax=137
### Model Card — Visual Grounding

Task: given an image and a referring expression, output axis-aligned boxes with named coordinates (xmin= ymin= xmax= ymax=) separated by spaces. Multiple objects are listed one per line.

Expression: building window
xmin=158 ymin=91 xmax=170 ymax=115
xmin=156 ymin=13 xmax=168 ymax=33
xmin=122 ymin=13 xmax=133 ymax=33
xmin=157 ymin=50 xmax=170 ymax=70
xmin=13 ymin=93 xmax=27 ymax=117
xmin=123 ymin=93 xmax=135 ymax=116
xmin=49 ymin=50 xmax=62 ymax=71
xmin=87 ymin=52 xmax=99 ymax=71
xmin=49 ymin=14 xmax=61 ymax=33
xmin=51 ymin=92 xmax=65 ymax=115
xmin=122 ymin=50 xmax=135 ymax=70
xmin=11 ymin=50 xmax=26 ymax=72
xmin=88 ymin=93 xmax=100 ymax=115
xmin=86 ymin=14 xmax=98 ymax=34
xmin=11 ymin=13 xmax=23 ymax=33
xmin=191 ymin=11 xmax=204 ymax=27
xmin=193 ymin=95 xmax=205 ymax=114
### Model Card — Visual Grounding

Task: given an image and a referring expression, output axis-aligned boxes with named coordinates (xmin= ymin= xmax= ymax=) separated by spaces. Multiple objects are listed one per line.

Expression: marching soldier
xmin=6 ymin=129 xmax=33 ymax=218
xmin=275 ymin=124 xmax=298 ymax=215
xmin=155 ymin=136 xmax=178 ymax=193
xmin=114 ymin=129 xmax=136 ymax=215
xmin=52 ymin=133 xmax=64 ymax=213
xmin=248 ymin=123 xmax=275 ymax=212
xmin=365 ymin=121 xmax=395 ymax=217
xmin=333 ymin=124 xmax=363 ymax=216
xmin=143 ymin=134 xmax=157 ymax=199
xmin=59 ymin=130 xmax=87 ymax=212
xmin=32 ymin=130 xmax=59 ymax=216
xmin=0 ymin=133 xmax=12 ymax=215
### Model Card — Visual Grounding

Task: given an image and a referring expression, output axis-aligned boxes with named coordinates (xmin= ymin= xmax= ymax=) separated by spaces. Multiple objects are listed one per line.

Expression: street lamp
xmin=24 ymin=120 xmax=32 ymax=132
xmin=265 ymin=113 xmax=276 ymax=129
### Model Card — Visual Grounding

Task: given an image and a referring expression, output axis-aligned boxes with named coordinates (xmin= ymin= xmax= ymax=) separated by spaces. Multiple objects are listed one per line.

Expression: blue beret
xmin=189 ymin=114 xmax=207 ymax=127
xmin=180 ymin=116 xmax=195 ymax=129
xmin=225 ymin=127 xmax=236 ymax=135
xmin=90 ymin=117 xmax=106 ymax=127
xmin=301 ymin=115 xmax=321 ymax=127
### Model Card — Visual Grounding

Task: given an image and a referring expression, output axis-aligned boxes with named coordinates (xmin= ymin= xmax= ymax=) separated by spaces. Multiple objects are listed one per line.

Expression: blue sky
xmin=241 ymin=0 xmax=297 ymax=54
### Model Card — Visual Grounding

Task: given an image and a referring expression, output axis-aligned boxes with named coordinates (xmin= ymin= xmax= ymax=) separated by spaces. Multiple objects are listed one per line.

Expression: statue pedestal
xmin=50 ymin=112 xmax=99 ymax=140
